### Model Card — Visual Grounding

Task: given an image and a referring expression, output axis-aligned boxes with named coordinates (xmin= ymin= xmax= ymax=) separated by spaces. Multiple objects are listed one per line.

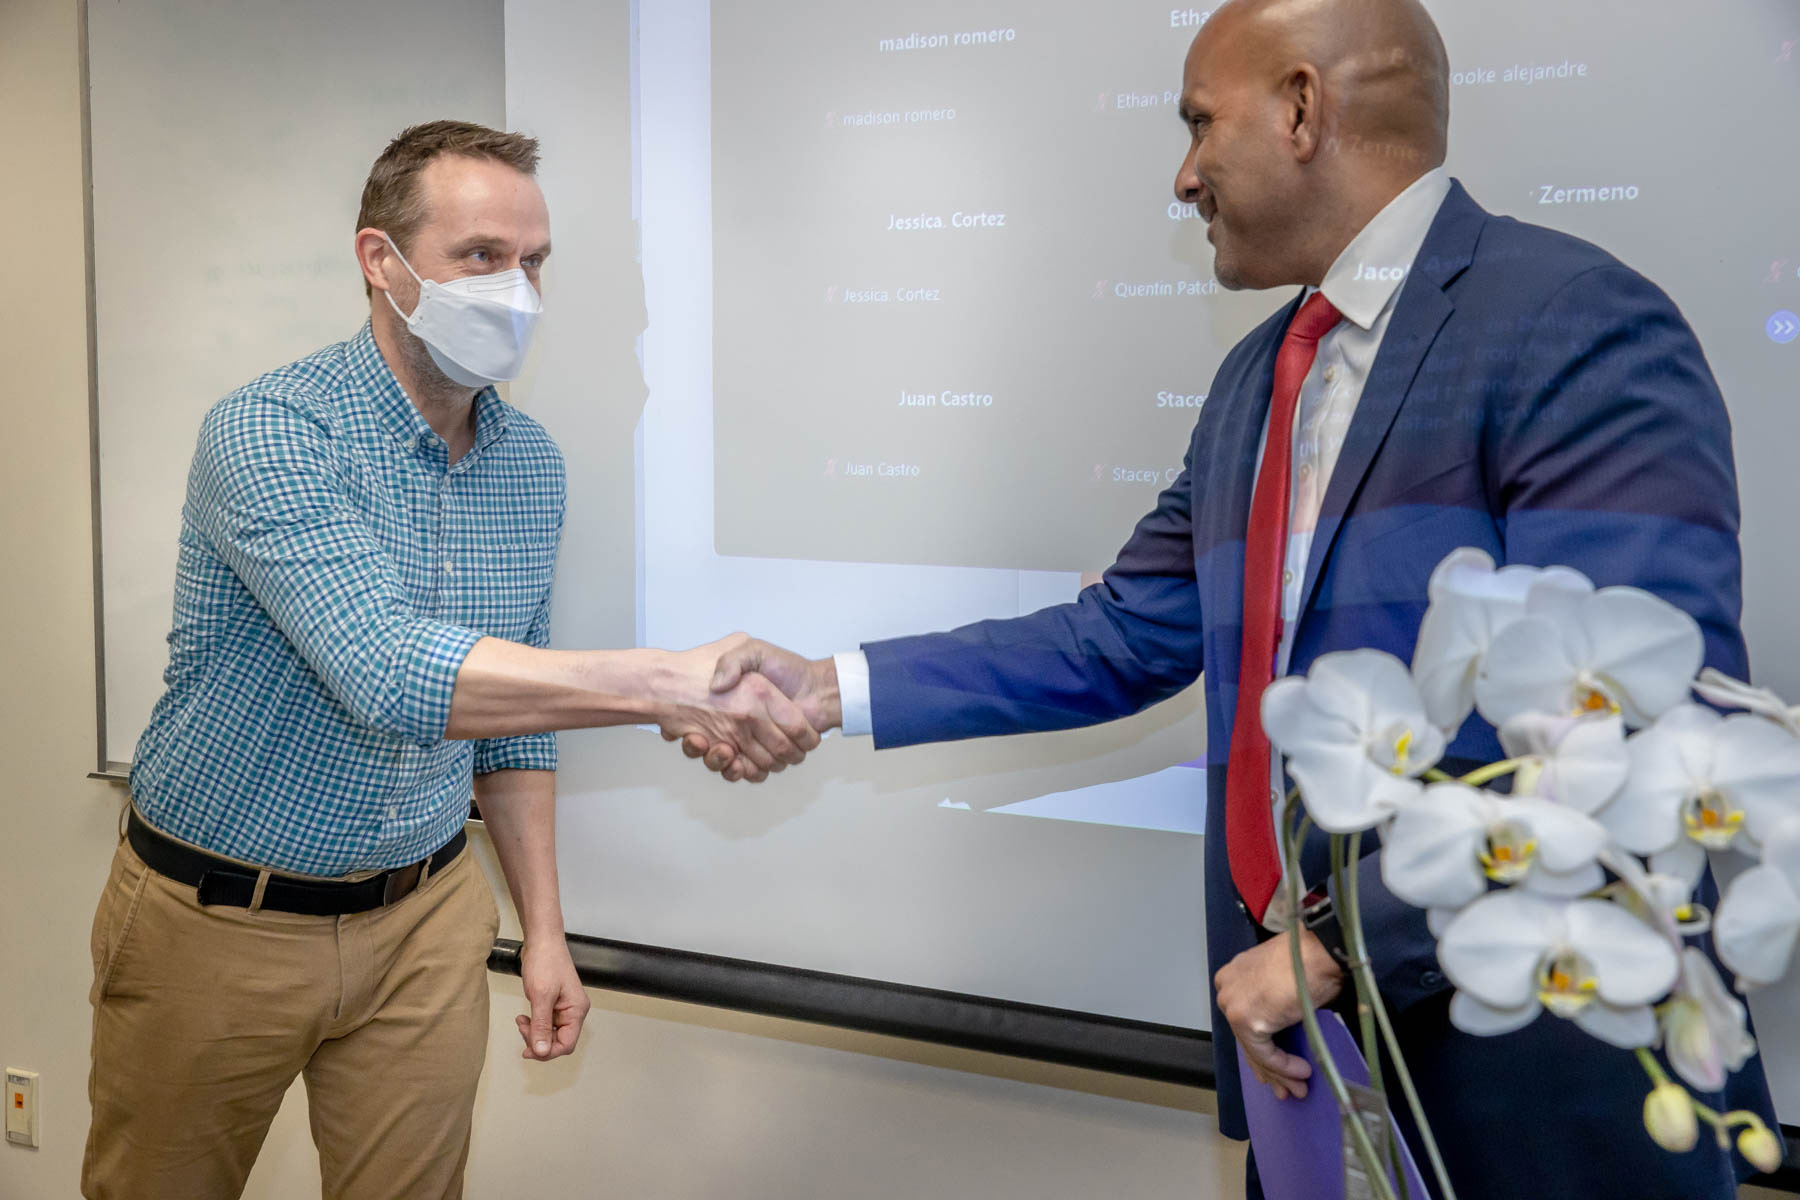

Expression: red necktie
xmin=1224 ymin=292 xmax=1342 ymax=923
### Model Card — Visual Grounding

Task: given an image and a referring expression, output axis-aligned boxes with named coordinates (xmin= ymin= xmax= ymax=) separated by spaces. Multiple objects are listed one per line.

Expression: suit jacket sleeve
xmin=863 ymin=437 xmax=1206 ymax=750
xmin=1341 ymin=262 xmax=1749 ymax=1016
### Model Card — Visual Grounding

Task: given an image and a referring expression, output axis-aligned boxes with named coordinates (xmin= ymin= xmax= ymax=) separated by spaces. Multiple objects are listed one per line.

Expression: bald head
xmin=1172 ymin=0 xmax=1450 ymax=289
xmin=1217 ymin=0 xmax=1448 ymax=165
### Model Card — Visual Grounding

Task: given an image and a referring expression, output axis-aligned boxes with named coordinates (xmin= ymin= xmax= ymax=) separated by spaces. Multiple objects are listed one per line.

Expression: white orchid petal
xmin=1693 ymin=669 xmax=1800 ymax=736
xmin=1439 ymin=891 xmax=1561 ymax=1008
xmin=1712 ymin=715 xmax=1800 ymax=843
xmin=1565 ymin=899 xmax=1679 ymax=1006
xmin=1510 ymin=798 xmax=1608 ymax=872
xmin=1571 ymin=1001 xmax=1659 ymax=1049
xmin=1548 ymin=714 xmax=1631 ymax=813
xmin=1715 ymin=864 xmax=1800 ymax=987
xmin=1308 ymin=651 xmax=1413 ymax=724
xmin=1427 ymin=907 xmax=1460 ymax=938
xmin=1602 ymin=714 xmax=1711 ymax=854
xmin=1425 ymin=547 xmax=1499 ymax=604
xmin=1525 ymin=575 xmax=1597 ymax=637
xmin=1523 ymin=860 xmax=1607 ymax=898
xmin=1475 ymin=617 xmax=1578 ymax=727
xmin=1498 ymin=711 xmax=1567 ymax=759
xmin=1664 ymin=948 xmax=1754 ymax=1092
xmin=1580 ymin=589 xmax=1704 ymax=727
xmin=1649 ymin=840 xmax=1707 ymax=891
xmin=1261 ymin=675 xmax=1322 ymax=749
xmin=1286 ymin=746 xmax=1397 ymax=833
xmin=1271 ymin=650 xmax=1443 ymax=833
xmin=1412 ymin=600 xmax=1486 ymax=732
xmin=1381 ymin=786 xmax=1490 ymax=909
xmin=1413 ymin=553 xmax=1578 ymax=732
xmin=1531 ymin=566 xmax=1598 ymax=598
xmin=1449 ymin=990 xmax=1541 ymax=1038
xmin=1762 ymin=818 xmax=1800 ymax=889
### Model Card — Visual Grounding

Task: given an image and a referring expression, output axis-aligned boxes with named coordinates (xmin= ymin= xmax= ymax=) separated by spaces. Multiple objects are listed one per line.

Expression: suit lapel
xmin=1294 ymin=181 xmax=1488 ymax=625
xmin=1207 ymin=294 xmax=1303 ymax=643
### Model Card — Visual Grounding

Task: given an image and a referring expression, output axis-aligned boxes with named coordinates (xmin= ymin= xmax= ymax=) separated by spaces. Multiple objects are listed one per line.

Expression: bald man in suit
xmin=691 ymin=1 xmax=1779 ymax=1195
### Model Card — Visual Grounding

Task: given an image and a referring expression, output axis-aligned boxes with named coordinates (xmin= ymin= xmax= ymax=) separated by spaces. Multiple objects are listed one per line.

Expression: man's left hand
xmin=1214 ymin=927 xmax=1344 ymax=1101
xmin=516 ymin=937 xmax=591 ymax=1061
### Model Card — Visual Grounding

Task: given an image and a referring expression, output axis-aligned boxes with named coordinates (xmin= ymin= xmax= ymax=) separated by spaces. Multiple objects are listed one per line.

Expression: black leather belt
xmin=127 ymin=808 xmax=466 ymax=917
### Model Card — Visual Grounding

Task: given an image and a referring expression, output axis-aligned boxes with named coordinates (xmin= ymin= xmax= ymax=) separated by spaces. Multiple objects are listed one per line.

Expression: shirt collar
xmin=1315 ymin=166 xmax=1453 ymax=331
xmin=346 ymin=321 xmax=511 ymax=457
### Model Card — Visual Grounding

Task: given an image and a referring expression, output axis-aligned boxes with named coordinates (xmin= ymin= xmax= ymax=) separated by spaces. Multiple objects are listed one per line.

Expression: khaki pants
xmin=82 ymin=831 xmax=500 ymax=1200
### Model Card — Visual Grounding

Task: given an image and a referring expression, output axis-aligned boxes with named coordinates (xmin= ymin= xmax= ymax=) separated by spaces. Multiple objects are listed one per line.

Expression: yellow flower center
xmin=1368 ymin=723 xmax=1420 ymax=777
xmin=1570 ymin=680 xmax=1621 ymax=718
xmin=1479 ymin=822 xmax=1538 ymax=883
xmin=1536 ymin=950 xmax=1599 ymax=1018
xmin=1683 ymin=790 xmax=1744 ymax=850
xmin=1390 ymin=729 xmax=1414 ymax=776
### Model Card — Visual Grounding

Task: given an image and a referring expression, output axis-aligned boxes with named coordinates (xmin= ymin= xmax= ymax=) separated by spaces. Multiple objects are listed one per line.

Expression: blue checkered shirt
xmin=130 ymin=322 xmax=565 ymax=875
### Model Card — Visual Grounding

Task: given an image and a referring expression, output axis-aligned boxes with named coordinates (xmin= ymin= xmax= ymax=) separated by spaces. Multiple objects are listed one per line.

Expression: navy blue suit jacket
xmin=862 ymin=181 xmax=1777 ymax=1199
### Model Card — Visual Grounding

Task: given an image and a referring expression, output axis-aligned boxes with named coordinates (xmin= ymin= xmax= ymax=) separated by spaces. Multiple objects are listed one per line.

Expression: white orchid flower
xmin=1597 ymin=705 xmax=1800 ymax=885
xmin=1659 ymin=947 xmax=1755 ymax=1093
xmin=1598 ymin=848 xmax=1711 ymax=939
xmin=1473 ymin=577 xmax=1703 ymax=730
xmin=1262 ymin=650 xmax=1447 ymax=833
xmin=1381 ymin=782 xmax=1608 ymax=910
xmin=1500 ymin=711 xmax=1630 ymax=814
xmin=1692 ymin=668 xmax=1800 ymax=738
xmin=1409 ymin=549 xmax=1590 ymax=731
xmin=1714 ymin=816 xmax=1800 ymax=987
xmin=1438 ymin=890 xmax=1678 ymax=1049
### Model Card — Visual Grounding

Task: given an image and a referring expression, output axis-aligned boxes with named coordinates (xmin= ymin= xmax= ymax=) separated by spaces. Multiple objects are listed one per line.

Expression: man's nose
xmin=1174 ymin=163 xmax=1204 ymax=205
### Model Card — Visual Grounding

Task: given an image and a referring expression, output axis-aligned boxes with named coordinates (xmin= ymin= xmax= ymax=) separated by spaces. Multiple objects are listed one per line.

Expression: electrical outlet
xmin=5 ymin=1069 xmax=38 ymax=1149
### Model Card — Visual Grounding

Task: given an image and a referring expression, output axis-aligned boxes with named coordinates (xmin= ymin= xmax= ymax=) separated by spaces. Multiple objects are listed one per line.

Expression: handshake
xmin=653 ymin=634 xmax=841 ymax=783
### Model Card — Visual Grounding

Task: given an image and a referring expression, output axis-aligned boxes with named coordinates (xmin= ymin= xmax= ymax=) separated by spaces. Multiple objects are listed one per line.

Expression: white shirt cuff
xmin=833 ymin=650 xmax=874 ymax=737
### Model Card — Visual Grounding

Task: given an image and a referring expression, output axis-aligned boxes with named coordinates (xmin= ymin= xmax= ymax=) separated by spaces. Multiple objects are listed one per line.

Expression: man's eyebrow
xmin=447 ymin=234 xmax=506 ymax=254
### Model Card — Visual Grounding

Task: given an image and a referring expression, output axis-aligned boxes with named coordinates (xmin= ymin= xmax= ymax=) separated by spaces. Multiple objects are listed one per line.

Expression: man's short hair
xmin=356 ymin=120 xmax=541 ymax=295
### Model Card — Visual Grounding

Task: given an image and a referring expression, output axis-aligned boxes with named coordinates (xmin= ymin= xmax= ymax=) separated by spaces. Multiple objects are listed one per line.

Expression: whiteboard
xmin=89 ymin=0 xmax=506 ymax=769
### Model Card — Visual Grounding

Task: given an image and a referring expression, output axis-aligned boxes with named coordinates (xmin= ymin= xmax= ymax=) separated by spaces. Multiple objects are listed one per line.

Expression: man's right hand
xmin=652 ymin=635 xmax=823 ymax=783
xmin=665 ymin=638 xmax=841 ymax=783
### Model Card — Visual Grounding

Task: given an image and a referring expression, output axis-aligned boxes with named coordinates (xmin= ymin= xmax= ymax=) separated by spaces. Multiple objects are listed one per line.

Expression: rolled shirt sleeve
xmin=190 ymin=391 xmax=482 ymax=745
xmin=473 ymin=587 xmax=561 ymax=774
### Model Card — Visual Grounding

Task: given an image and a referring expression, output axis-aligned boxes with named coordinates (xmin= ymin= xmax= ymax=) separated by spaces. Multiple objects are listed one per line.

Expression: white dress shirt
xmin=834 ymin=168 xmax=1456 ymax=902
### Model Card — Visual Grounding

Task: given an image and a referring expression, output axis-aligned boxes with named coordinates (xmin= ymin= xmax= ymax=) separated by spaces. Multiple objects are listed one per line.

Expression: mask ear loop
xmin=378 ymin=232 xmax=428 ymax=323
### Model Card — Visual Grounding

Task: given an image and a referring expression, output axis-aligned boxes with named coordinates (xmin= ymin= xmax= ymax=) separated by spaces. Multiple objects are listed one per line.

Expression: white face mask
xmin=380 ymin=232 xmax=542 ymax=388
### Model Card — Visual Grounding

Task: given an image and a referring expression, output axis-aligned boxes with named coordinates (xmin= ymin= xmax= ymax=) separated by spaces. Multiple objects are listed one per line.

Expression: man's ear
xmin=1286 ymin=64 xmax=1326 ymax=163
xmin=354 ymin=228 xmax=396 ymax=296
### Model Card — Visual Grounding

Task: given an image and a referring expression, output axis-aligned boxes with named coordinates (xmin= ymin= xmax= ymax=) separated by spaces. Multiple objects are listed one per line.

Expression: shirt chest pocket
xmin=445 ymin=539 xmax=558 ymax=640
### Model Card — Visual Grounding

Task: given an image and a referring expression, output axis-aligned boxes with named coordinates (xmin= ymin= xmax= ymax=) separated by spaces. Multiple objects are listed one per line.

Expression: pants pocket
xmin=90 ymin=844 xmax=151 ymax=1006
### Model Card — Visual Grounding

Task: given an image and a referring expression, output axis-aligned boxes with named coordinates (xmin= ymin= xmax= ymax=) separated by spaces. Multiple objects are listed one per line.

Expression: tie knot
xmin=1287 ymin=291 xmax=1342 ymax=344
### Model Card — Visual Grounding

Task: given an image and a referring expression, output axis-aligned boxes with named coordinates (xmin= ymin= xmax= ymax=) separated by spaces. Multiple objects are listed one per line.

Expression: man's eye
xmin=470 ymin=249 xmax=490 ymax=263
xmin=522 ymin=256 xmax=543 ymax=270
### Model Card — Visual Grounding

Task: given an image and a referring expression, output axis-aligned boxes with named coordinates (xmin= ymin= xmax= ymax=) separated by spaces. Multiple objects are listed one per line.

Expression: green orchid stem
xmin=1634 ymin=1048 xmax=1672 ymax=1089
xmin=1422 ymin=768 xmax=1455 ymax=783
xmin=1283 ymin=802 xmax=1402 ymax=1200
xmin=1455 ymin=757 xmax=1530 ymax=788
xmin=1334 ymin=834 xmax=1407 ymax=1200
xmin=1337 ymin=834 xmax=1461 ymax=1200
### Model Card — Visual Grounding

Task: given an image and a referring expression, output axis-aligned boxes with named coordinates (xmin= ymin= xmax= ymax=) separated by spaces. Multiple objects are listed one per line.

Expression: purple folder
xmin=1237 ymin=1010 xmax=1431 ymax=1200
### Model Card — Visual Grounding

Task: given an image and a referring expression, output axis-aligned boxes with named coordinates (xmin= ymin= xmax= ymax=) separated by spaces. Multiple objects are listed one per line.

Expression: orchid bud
xmin=1642 ymin=1082 xmax=1698 ymax=1153
xmin=1737 ymin=1123 xmax=1783 ymax=1175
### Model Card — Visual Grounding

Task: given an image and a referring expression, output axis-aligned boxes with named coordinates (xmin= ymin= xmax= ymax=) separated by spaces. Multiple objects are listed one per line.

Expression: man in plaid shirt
xmin=82 ymin=121 xmax=819 ymax=1200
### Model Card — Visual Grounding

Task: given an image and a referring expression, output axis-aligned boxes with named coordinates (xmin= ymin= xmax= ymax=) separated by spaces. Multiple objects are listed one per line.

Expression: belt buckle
xmin=382 ymin=861 xmax=424 ymax=906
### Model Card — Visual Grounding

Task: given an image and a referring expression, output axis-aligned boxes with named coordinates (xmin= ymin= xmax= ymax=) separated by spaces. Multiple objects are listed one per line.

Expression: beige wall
xmin=0 ymin=3 xmax=1241 ymax=1197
